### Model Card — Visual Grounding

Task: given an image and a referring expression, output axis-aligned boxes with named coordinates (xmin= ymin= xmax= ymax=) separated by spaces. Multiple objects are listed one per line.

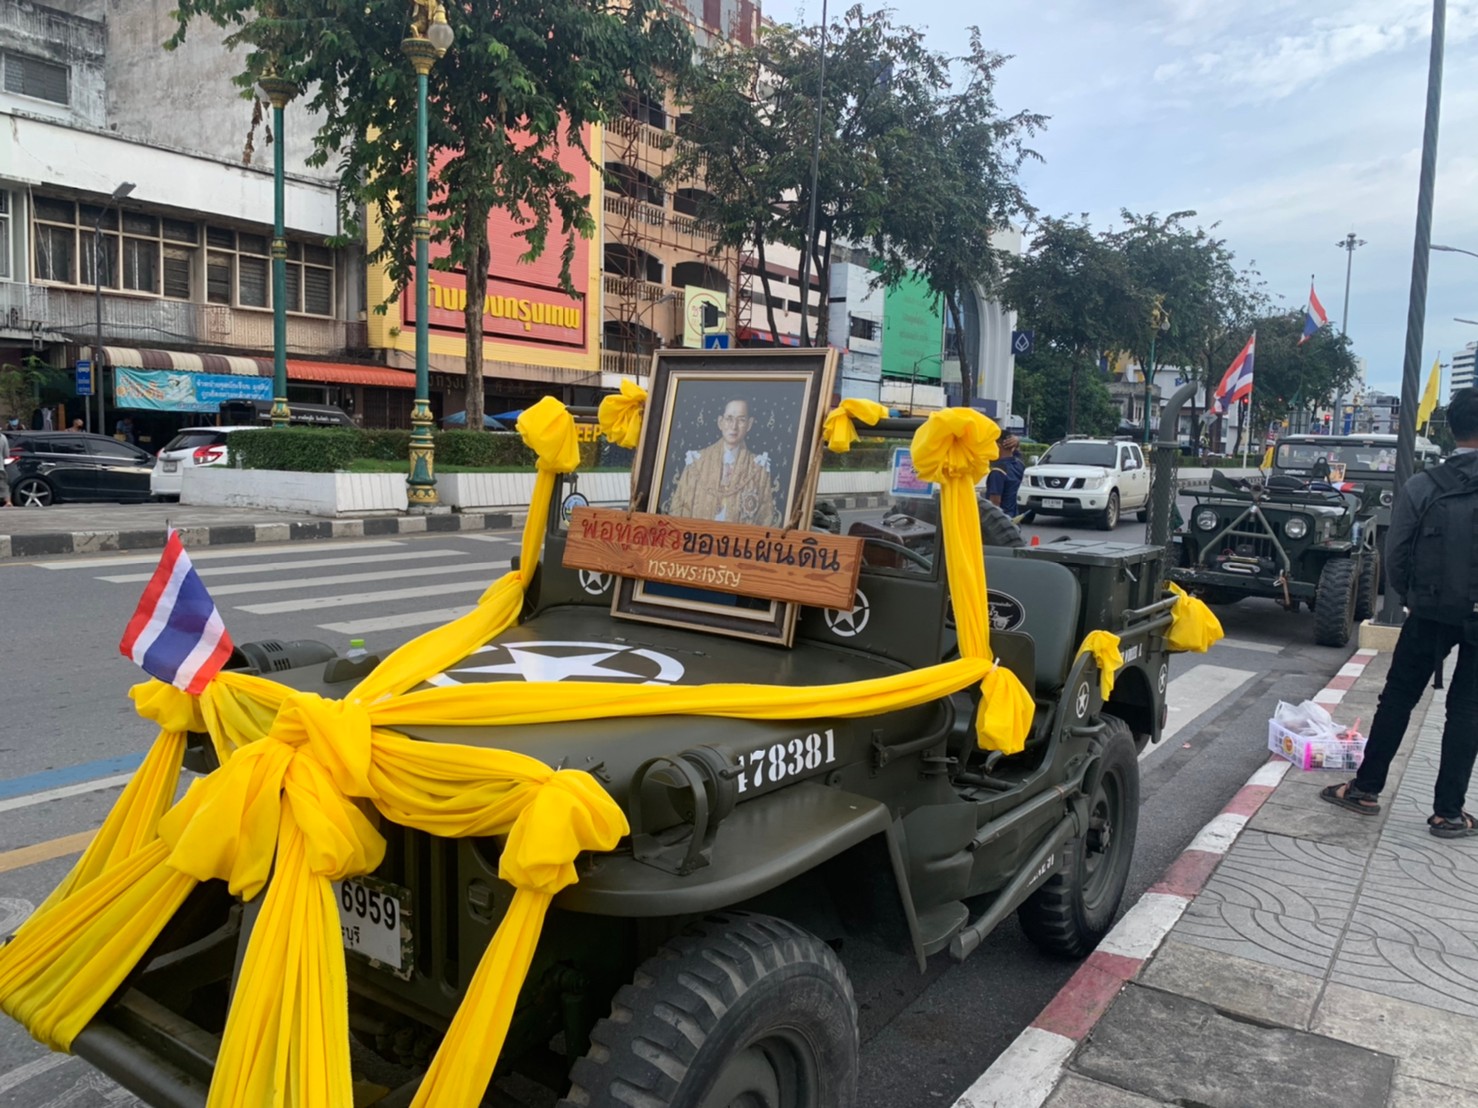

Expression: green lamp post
xmin=402 ymin=0 xmax=454 ymax=505
xmin=254 ymin=74 xmax=298 ymax=429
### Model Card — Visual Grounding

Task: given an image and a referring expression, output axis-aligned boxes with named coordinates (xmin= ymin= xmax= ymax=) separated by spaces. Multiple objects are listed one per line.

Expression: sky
xmin=771 ymin=0 xmax=1478 ymax=400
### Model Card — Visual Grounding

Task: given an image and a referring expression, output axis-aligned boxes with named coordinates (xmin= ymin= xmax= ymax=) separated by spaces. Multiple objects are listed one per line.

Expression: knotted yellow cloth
xmin=1076 ymin=630 xmax=1124 ymax=701
xmin=823 ymin=398 xmax=888 ymax=452
xmin=909 ymin=409 xmax=1036 ymax=753
xmin=1165 ymin=582 xmax=1225 ymax=653
xmin=597 ymin=378 xmax=647 ymax=449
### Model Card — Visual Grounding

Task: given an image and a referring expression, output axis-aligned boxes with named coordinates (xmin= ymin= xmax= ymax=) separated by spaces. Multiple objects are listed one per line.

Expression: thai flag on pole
xmin=118 ymin=529 xmax=233 ymax=694
xmin=1212 ymin=332 xmax=1256 ymax=416
xmin=1299 ymin=281 xmax=1329 ymax=345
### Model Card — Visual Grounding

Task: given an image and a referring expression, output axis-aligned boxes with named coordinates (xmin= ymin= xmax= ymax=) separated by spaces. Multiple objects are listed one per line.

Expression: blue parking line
xmin=0 ymin=754 xmax=146 ymax=801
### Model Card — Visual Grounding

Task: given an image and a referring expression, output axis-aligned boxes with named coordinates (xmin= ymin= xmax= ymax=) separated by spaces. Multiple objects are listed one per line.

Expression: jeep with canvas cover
xmin=1169 ymin=468 xmax=1380 ymax=647
xmin=0 ymin=353 xmax=1212 ymax=1108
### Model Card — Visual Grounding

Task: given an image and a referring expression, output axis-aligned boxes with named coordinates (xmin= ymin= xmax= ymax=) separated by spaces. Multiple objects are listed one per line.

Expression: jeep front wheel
xmin=1017 ymin=715 xmax=1139 ymax=958
xmin=1097 ymin=490 xmax=1121 ymax=531
xmin=1314 ymin=556 xmax=1357 ymax=647
xmin=1354 ymin=548 xmax=1379 ymax=622
xmin=562 ymin=913 xmax=857 ymax=1108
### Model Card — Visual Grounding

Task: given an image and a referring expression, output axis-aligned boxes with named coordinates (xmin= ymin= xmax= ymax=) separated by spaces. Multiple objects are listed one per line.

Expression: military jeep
xmin=71 ymin=419 xmax=1176 ymax=1108
xmin=1272 ymin=432 xmax=1441 ymax=545
xmin=1169 ymin=469 xmax=1380 ymax=647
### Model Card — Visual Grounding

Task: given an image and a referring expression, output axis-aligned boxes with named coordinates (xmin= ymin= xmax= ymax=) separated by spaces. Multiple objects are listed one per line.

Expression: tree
xmin=1013 ymin=346 xmax=1119 ymax=442
xmin=1226 ymin=311 xmax=1360 ymax=447
xmin=1000 ymin=216 xmax=1140 ymax=432
xmin=170 ymin=0 xmax=691 ymax=432
xmin=0 ymin=356 xmax=47 ymax=424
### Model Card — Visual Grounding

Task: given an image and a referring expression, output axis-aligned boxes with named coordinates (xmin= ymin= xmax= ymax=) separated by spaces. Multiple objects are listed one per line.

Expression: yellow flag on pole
xmin=1260 ymin=445 xmax=1274 ymax=470
xmin=1417 ymin=357 xmax=1441 ymax=432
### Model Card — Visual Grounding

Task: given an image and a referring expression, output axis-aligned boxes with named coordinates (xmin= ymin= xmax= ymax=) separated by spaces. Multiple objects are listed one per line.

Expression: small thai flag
xmin=118 ymin=529 xmax=234 ymax=694
xmin=1212 ymin=332 xmax=1256 ymax=416
xmin=1299 ymin=281 xmax=1329 ymax=345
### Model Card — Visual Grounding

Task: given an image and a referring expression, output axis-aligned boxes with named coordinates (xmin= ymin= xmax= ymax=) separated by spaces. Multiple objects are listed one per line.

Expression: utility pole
xmin=1332 ymin=232 xmax=1366 ymax=434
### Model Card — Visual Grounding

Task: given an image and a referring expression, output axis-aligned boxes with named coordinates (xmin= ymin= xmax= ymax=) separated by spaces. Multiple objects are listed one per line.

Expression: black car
xmin=5 ymin=432 xmax=155 ymax=506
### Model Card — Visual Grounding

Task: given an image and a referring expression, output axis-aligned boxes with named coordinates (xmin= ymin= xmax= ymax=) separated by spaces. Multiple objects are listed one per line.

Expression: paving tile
xmin=1135 ymin=938 xmax=1322 ymax=1028
xmin=1072 ymin=984 xmax=1392 ymax=1108
xmin=1331 ymin=933 xmax=1478 ymax=1019
xmin=1314 ymin=982 xmax=1478 ymax=1089
xmin=1042 ymin=1073 xmax=1172 ymax=1108
xmin=1391 ymin=1074 xmax=1478 ymax=1107
xmin=1248 ymin=795 xmax=1388 ymax=850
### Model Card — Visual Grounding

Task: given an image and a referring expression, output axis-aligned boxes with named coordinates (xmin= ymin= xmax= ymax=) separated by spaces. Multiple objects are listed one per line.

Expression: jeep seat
xmin=982 ymin=555 xmax=1083 ymax=697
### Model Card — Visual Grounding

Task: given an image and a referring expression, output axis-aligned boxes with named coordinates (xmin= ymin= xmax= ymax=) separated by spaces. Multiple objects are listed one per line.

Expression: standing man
xmin=0 ymin=423 xmax=12 ymax=507
xmin=1322 ymin=387 xmax=1478 ymax=836
xmin=666 ymin=398 xmax=778 ymax=526
xmin=986 ymin=434 xmax=1026 ymax=518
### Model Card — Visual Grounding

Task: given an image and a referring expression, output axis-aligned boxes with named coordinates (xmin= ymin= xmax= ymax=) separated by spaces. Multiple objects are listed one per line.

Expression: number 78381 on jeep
xmin=0 ymin=395 xmax=1217 ymax=1108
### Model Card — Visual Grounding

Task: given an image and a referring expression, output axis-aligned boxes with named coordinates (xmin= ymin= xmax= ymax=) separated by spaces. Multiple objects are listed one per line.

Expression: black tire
xmin=1354 ymin=548 xmax=1379 ymax=622
xmin=1195 ymin=587 xmax=1244 ymax=608
xmin=979 ymin=500 xmax=1026 ymax=548
xmin=1314 ymin=556 xmax=1357 ymax=648
xmin=1136 ymin=507 xmax=1149 ymax=523
xmin=1017 ymin=715 xmax=1139 ymax=958
xmin=12 ymin=477 xmax=54 ymax=507
xmin=1096 ymin=490 xmax=1120 ymax=531
xmin=562 ymin=913 xmax=858 ymax=1108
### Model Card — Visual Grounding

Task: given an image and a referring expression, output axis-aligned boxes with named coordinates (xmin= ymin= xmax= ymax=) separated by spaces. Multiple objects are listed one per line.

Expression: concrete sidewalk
xmin=961 ymin=648 xmax=1478 ymax=1108
xmin=0 ymin=502 xmax=517 ymax=559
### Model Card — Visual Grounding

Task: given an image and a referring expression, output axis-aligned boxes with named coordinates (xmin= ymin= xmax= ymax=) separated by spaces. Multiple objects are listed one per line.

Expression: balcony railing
xmin=669 ymin=213 xmax=720 ymax=242
xmin=4 ymin=283 xmax=364 ymax=355
xmin=603 ymin=275 xmax=671 ymax=303
xmin=601 ymin=350 xmax=653 ymax=380
xmin=609 ymin=115 xmax=674 ymax=152
xmin=603 ymin=194 xmax=667 ymax=228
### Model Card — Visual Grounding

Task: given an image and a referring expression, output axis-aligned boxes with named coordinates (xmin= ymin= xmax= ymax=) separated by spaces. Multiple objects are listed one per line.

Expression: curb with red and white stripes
xmin=952 ymin=647 xmax=1380 ymax=1108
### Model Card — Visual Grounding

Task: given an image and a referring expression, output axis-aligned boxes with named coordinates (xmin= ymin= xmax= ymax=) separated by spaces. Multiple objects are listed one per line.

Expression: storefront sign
xmin=114 ymin=367 xmax=273 ymax=413
xmin=405 ymin=272 xmax=585 ymax=348
xmin=563 ymin=507 xmax=863 ymax=611
xmin=682 ymin=287 xmax=728 ymax=349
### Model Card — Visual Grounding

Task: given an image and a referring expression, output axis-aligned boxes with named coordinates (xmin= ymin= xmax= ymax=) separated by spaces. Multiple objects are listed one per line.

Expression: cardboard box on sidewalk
xmin=1267 ymin=720 xmax=1367 ymax=771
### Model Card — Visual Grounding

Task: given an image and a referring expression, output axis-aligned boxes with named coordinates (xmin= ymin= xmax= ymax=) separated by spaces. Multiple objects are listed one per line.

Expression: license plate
xmin=1041 ymin=498 xmax=1064 ymax=509
xmin=335 ymin=876 xmax=412 ymax=977
xmin=162 ymin=461 xmax=178 ymax=473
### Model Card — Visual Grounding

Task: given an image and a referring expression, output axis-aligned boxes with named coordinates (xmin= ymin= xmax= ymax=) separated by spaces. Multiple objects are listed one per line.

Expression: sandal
xmin=1428 ymin=813 xmax=1478 ymax=839
xmin=1320 ymin=781 xmax=1381 ymax=816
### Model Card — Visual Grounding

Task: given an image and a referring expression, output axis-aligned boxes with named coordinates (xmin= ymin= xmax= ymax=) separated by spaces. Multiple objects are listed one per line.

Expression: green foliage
xmin=0 ymin=355 xmax=48 ymax=422
xmin=229 ymin=428 xmax=363 ymax=472
xmin=169 ymin=0 xmax=691 ymax=431
xmin=819 ymin=443 xmax=894 ymax=471
xmin=357 ymin=430 xmax=413 ymax=461
xmin=1245 ymin=312 xmax=1361 ymax=441
xmin=434 ymin=430 xmax=535 ymax=467
xmin=1012 ymin=346 xmax=1120 ymax=443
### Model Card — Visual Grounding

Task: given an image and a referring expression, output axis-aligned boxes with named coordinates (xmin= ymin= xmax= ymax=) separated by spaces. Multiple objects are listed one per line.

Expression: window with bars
xmin=34 ymin=198 xmax=177 ymax=295
xmin=2 ymin=51 xmax=69 ymax=105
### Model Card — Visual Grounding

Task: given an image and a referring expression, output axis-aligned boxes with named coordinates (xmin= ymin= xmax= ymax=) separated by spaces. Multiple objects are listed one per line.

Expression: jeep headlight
xmin=1380 ymin=490 xmax=1393 ymax=507
xmin=1194 ymin=508 xmax=1220 ymax=532
xmin=1284 ymin=516 xmax=1309 ymax=539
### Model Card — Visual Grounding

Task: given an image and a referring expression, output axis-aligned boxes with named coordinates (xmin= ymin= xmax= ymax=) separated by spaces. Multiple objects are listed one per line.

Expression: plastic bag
xmin=1273 ymin=699 xmax=1341 ymax=740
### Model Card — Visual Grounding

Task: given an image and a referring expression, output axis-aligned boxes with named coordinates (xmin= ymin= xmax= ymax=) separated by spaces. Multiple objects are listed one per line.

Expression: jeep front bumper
xmin=1166 ymin=566 xmax=1318 ymax=602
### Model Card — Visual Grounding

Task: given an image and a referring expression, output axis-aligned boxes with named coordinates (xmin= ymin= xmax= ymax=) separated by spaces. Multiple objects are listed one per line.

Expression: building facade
xmin=1452 ymin=342 xmax=1476 ymax=401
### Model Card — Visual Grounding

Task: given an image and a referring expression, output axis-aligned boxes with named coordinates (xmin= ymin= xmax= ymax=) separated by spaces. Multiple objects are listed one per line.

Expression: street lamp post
xmin=911 ymin=352 xmax=945 ymax=414
xmin=1332 ymin=232 xmax=1365 ymax=434
xmin=402 ymin=2 xmax=454 ymax=506
xmin=1432 ymin=243 xmax=1478 ymax=261
xmin=255 ymin=76 xmax=298 ymax=429
xmin=93 ymin=181 xmax=135 ymax=435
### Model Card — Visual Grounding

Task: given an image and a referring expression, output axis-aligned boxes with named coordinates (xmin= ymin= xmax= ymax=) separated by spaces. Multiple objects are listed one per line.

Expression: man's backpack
xmin=1406 ymin=455 xmax=1478 ymax=632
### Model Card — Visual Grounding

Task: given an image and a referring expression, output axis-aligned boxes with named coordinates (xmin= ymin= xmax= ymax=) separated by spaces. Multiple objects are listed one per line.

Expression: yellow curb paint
xmin=0 ymin=830 xmax=96 ymax=874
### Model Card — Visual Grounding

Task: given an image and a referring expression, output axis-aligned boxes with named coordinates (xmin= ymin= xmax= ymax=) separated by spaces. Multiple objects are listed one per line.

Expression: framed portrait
xmin=613 ymin=348 xmax=837 ymax=644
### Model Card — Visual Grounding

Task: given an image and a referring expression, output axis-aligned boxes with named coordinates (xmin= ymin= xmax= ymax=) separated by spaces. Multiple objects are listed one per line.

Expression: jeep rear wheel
xmin=1354 ymin=548 xmax=1379 ymax=622
xmin=1314 ymin=556 xmax=1357 ymax=647
xmin=980 ymin=500 xmax=1025 ymax=548
xmin=1017 ymin=715 xmax=1139 ymax=958
xmin=1097 ymin=491 xmax=1120 ymax=531
xmin=562 ymin=913 xmax=857 ymax=1108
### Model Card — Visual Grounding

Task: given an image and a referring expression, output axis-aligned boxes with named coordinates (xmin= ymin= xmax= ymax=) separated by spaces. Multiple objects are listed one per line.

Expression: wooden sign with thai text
xmin=563 ymin=507 xmax=864 ymax=611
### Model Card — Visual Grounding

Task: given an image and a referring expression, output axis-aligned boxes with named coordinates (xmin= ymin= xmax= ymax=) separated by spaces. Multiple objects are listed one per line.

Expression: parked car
xmin=149 ymin=426 xmax=258 ymax=500
xmin=1018 ymin=436 xmax=1152 ymax=529
xmin=6 ymin=432 xmax=155 ymax=506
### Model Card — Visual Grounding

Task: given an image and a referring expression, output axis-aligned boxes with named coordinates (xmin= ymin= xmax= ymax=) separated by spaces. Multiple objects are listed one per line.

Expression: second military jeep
xmin=69 ymin=419 xmax=1176 ymax=1108
xmin=1169 ymin=469 xmax=1380 ymax=647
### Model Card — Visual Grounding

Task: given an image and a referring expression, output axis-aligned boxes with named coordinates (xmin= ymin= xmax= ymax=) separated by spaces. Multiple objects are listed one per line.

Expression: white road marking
xmin=191 ymin=559 xmax=508 ymax=598
xmin=0 ymin=774 xmax=134 ymax=814
xmin=1337 ymin=661 xmax=1366 ymax=678
xmin=318 ymin=605 xmax=478 ymax=635
xmin=952 ymin=1026 xmax=1077 ymax=1108
xmin=237 ymin=580 xmax=492 ymax=614
xmin=37 ymin=539 xmax=405 ymax=570
xmin=1248 ymin=760 xmax=1291 ymax=788
xmin=1214 ymin=637 xmax=1285 ymax=655
xmin=459 ymin=533 xmax=517 ymax=543
xmin=1095 ymin=891 xmax=1190 ymax=961
xmin=1313 ymin=688 xmax=1347 ymax=706
xmin=0 ymin=897 xmax=34 ymax=935
xmin=1187 ymin=812 xmax=1251 ymax=855
xmin=97 ymin=548 xmax=468 ymax=583
xmin=1154 ymin=664 xmax=1259 ymax=752
xmin=0 ymin=1054 xmax=71 ymax=1095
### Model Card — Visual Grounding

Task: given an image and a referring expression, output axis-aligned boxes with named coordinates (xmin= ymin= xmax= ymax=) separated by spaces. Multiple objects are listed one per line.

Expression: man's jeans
xmin=1353 ymin=616 xmax=1478 ymax=820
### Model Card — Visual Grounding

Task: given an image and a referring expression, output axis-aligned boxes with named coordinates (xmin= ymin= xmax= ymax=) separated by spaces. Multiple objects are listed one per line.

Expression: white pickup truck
xmin=1018 ymin=437 xmax=1152 ymax=530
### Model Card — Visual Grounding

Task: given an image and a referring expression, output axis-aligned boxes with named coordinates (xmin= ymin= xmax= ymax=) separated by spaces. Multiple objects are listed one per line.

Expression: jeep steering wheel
xmin=861 ymin=537 xmax=934 ymax=570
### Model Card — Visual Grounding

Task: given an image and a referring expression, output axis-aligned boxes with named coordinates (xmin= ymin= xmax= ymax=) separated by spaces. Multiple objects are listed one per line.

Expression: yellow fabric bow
xmin=823 ymin=398 xmax=888 ymax=453
xmin=910 ymin=407 xmax=1000 ymax=484
xmin=598 ymin=379 xmax=647 ymax=449
xmin=1076 ymin=630 xmax=1124 ymax=701
xmin=1165 ymin=582 xmax=1225 ymax=653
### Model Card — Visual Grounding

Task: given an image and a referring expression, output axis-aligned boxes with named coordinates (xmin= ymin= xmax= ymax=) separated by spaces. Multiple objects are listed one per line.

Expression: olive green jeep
xmin=1169 ymin=469 xmax=1380 ymax=647
xmin=68 ymin=421 xmax=1177 ymax=1108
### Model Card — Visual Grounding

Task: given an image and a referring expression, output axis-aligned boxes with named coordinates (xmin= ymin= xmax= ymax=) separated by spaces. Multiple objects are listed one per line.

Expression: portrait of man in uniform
xmin=664 ymin=398 xmax=778 ymax=525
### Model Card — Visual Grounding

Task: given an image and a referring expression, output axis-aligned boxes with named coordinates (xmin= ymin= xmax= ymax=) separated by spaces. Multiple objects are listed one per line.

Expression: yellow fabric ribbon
xmin=597 ymin=378 xmax=647 ymax=449
xmin=910 ymin=408 xmax=1034 ymax=753
xmin=1165 ymin=583 xmax=1225 ymax=653
xmin=1076 ymin=630 xmax=1124 ymax=701
xmin=823 ymin=398 xmax=888 ymax=453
